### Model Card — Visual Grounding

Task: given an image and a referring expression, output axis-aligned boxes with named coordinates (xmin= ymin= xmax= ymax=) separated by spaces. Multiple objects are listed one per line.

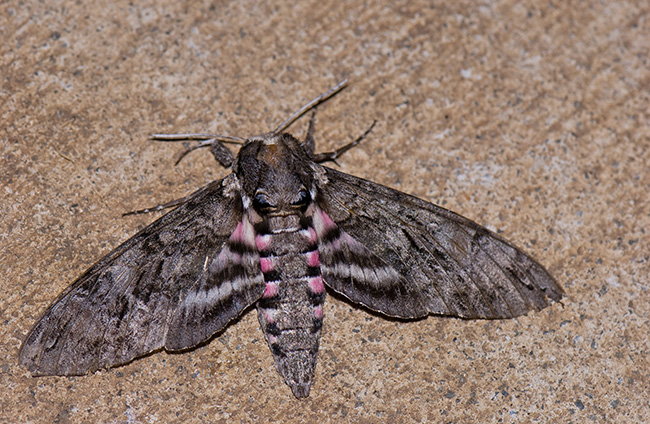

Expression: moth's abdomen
xmin=254 ymin=214 xmax=325 ymax=398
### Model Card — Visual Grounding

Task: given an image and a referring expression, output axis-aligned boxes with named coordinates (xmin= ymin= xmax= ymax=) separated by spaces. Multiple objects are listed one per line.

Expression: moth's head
xmin=234 ymin=133 xmax=318 ymax=215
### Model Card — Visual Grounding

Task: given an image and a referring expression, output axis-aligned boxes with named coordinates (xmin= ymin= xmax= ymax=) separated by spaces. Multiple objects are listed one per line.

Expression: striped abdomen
xmin=254 ymin=213 xmax=325 ymax=398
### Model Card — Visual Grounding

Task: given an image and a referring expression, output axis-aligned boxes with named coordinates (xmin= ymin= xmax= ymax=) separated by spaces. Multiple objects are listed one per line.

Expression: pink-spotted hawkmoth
xmin=19 ymin=80 xmax=564 ymax=398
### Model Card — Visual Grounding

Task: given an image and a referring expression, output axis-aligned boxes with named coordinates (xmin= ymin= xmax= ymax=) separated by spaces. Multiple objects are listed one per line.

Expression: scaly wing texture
xmin=317 ymin=167 xmax=563 ymax=319
xmin=20 ymin=175 xmax=266 ymax=376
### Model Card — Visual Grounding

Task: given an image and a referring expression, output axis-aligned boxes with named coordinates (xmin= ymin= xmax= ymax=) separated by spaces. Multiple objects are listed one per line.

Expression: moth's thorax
xmin=241 ymin=132 xmax=306 ymax=168
xmin=254 ymin=135 xmax=287 ymax=167
xmin=235 ymin=133 xmax=317 ymax=203
xmin=235 ymin=152 xmax=315 ymax=226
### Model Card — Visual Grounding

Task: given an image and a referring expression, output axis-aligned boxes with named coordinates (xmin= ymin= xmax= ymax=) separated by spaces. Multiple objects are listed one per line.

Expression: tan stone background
xmin=2 ymin=0 xmax=648 ymax=422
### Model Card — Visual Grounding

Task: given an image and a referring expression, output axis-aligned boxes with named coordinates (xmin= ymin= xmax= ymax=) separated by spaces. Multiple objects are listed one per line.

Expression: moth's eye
xmin=291 ymin=189 xmax=311 ymax=208
xmin=253 ymin=192 xmax=275 ymax=211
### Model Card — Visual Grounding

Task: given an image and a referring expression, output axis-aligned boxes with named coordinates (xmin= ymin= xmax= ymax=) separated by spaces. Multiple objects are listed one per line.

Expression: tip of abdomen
xmin=275 ymin=349 xmax=318 ymax=399
xmin=290 ymin=382 xmax=312 ymax=399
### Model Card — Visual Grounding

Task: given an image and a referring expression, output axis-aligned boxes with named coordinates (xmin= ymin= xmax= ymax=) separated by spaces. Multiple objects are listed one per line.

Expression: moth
xmin=20 ymin=80 xmax=564 ymax=399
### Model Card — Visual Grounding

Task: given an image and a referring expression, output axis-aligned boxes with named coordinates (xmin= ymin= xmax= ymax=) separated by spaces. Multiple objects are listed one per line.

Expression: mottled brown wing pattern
xmin=19 ymin=176 xmax=266 ymax=376
xmin=317 ymin=167 xmax=563 ymax=320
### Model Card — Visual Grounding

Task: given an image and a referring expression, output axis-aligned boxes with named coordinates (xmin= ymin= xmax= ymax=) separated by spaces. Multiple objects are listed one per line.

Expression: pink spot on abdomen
xmin=255 ymin=234 xmax=271 ymax=251
xmin=262 ymin=281 xmax=278 ymax=298
xmin=313 ymin=305 xmax=323 ymax=319
xmin=260 ymin=257 xmax=274 ymax=273
xmin=308 ymin=276 xmax=325 ymax=294
xmin=304 ymin=227 xmax=318 ymax=244
xmin=305 ymin=250 xmax=320 ymax=267
xmin=264 ymin=310 xmax=275 ymax=323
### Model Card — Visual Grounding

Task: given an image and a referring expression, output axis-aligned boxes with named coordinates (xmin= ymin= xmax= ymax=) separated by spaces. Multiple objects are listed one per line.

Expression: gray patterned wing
xmin=20 ymin=175 xmax=265 ymax=376
xmin=315 ymin=167 xmax=563 ymax=319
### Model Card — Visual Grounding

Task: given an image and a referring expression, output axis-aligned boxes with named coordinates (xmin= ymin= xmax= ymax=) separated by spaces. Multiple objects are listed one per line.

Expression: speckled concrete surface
xmin=2 ymin=0 xmax=648 ymax=422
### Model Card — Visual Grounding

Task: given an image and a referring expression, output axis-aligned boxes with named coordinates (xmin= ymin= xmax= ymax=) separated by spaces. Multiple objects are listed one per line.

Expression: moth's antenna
xmin=272 ymin=79 xmax=348 ymax=135
xmin=150 ymin=133 xmax=246 ymax=144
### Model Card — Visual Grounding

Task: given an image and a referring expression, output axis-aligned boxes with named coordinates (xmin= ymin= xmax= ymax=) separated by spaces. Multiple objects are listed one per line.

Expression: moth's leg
xmin=302 ymin=110 xmax=317 ymax=156
xmin=122 ymin=194 xmax=195 ymax=216
xmin=173 ymin=139 xmax=235 ymax=168
xmin=312 ymin=120 xmax=376 ymax=164
xmin=150 ymin=133 xmax=242 ymax=168
xmin=123 ymin=133 xmax=242 ymax=216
